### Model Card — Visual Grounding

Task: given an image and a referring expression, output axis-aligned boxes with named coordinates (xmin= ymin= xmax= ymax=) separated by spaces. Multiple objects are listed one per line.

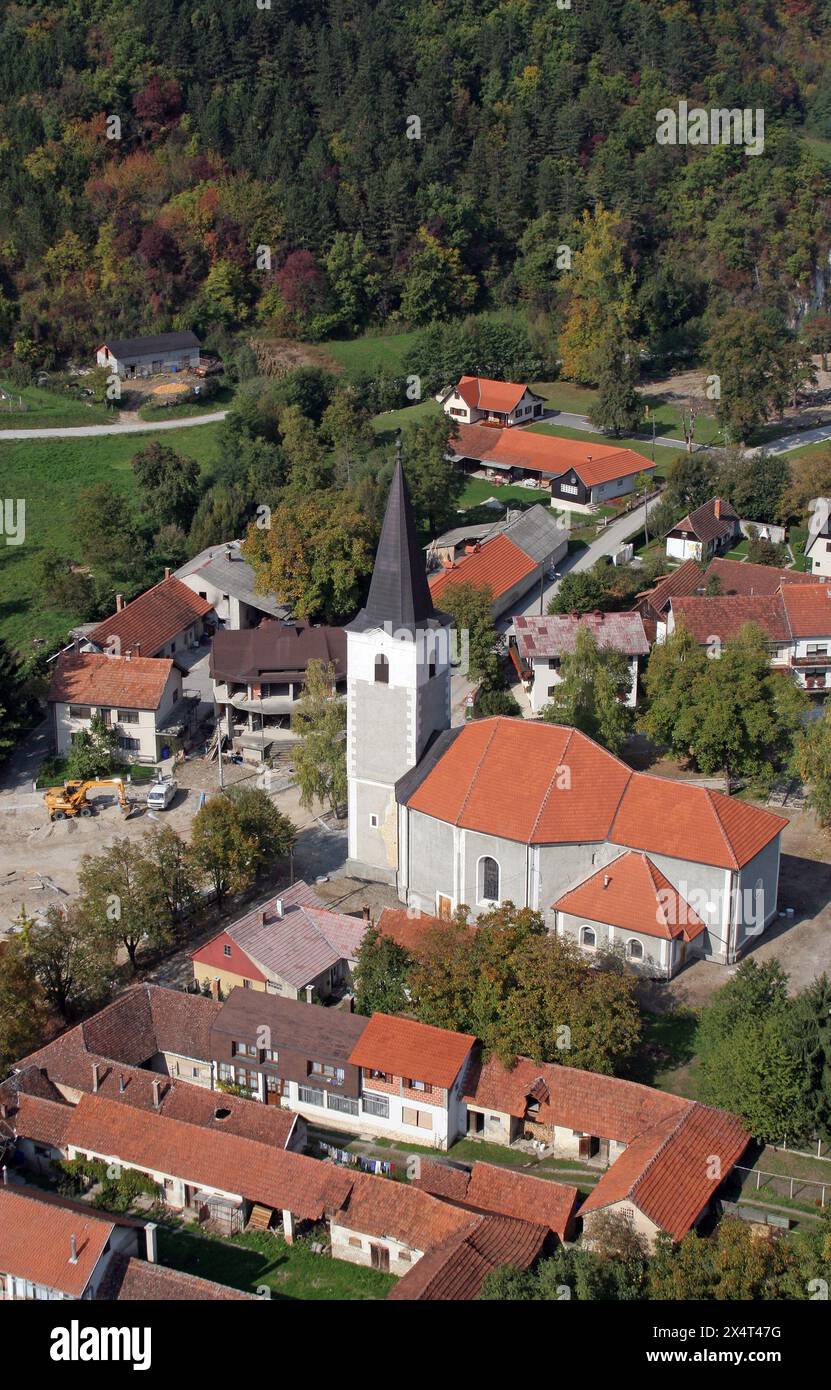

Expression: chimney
xmin=115 ymin=594 xmax=124 ymax=612
xmin=603 ymin=875 xmax=610 ymax=889
xmin=69 ymin=1234 xmax=78 ymax=1265
xmin=92 ymin=1062 xmax=100 ymax=1093
xmin=133 ymin=642 xmax=141 ymax=657
xmin=145 ymin=1222 xmax=158 ymax=1264
xmin=362 ymin=904 xmax=371 ymax=923
xmin=714 ymin=498 xmax=721 ymax=519
xmin=260 ymin=909 xmax=269 ymax=926
xmin=152 ymin=1079 xmax=161 ymax=1109
xmin=164 ymin=567 xmax=171 ymax=581
xmin=274 ymin=898 xmax=284 ymax=920
xmin=119 ymin=1073 xmax=125 ymax=1094
xmin=210 ymin=977 xmax=221 ymax=1001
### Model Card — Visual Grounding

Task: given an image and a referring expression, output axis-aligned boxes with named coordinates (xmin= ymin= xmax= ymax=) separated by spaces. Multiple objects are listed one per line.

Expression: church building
xmin=346 ymin=460 xmax=788 ymax=975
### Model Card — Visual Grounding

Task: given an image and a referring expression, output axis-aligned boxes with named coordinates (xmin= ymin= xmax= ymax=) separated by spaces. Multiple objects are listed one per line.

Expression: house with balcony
xmin=191 ymin=879 xmax=367 ymax=1002
xmin=440 ymin=376 xmax=544 ymax=428
xmin=47 ymin=649 xmax=195 ymax=763
xmin=668 ymin=580 xmax=831 ymax=692
xmin=208 ymin=988 xmax=475 ymax=1148
xmin=512 ymin=611 xmax=649 ymax=714
xmin=210 ymin=620 xmax=346 ymax=762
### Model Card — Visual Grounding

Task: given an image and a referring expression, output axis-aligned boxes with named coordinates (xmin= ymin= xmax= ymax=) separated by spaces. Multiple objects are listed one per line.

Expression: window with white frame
xmin=626 ymin=939 xmax=644 ymax=961
xmin=580 ymin=926 xmax=597 ymax=949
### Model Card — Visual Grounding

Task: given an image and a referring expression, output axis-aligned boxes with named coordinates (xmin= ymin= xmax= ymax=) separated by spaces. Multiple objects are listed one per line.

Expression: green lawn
xmin=0 ymin=423 xmax=222 ymax=653
xmin=530 ymin=381 xmax=720 ymax=445
xmin=325 ymin=330 xmax=420 ymax=378
xmin=371 ymin=397 xmax=442 ymax=441
xmin=158 ymin=1226 xmax=394 ymax=1300
xmin=783 ymin=437 xmax=831 ymax=462
xmin=0 ymin=379 xmax=116 ymax=429
xmin=459 ymin=476 xmax=549 ymax=509
xmin=137 ymin=385 xmax=233 ymax=421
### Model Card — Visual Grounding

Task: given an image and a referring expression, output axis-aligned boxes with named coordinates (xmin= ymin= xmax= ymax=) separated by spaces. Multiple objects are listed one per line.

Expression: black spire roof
xmin=347 ymin=443 xmax=445 ymax=634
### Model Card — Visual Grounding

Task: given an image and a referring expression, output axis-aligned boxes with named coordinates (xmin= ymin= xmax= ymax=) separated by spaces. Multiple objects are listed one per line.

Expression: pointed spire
xmin=349 ymin=437 xmax=438 ymax=632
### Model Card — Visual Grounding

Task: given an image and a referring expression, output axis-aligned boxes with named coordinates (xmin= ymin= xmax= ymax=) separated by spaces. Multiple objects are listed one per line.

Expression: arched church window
xmin=479 ymin=856 xmax=500 ymax=903
xmin=627 ymin=939 xmax=644 ymax=961
xmin=580 ymin=926 xmax=596 ymax=949
xmin=374 ymin=654 xmax=389 ymax=684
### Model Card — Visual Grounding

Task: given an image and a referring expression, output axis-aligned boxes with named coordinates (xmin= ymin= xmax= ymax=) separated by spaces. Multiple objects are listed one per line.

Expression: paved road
xmin=0 ymin=410 xmax=227 ymax=440
xmin=500 ymin=494 xmax=664 ymax=626
xmin=543 ymin=409 xmax=687 ymax=453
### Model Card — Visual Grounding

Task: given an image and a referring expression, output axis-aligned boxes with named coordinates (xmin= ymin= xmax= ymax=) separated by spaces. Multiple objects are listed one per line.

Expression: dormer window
xmin=374 ymin=654 xmax=389 ymax=684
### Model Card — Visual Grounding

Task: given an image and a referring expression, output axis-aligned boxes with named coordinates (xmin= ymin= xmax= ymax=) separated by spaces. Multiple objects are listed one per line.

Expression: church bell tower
xmin=345 ymin=446 xmax=452 ymax=883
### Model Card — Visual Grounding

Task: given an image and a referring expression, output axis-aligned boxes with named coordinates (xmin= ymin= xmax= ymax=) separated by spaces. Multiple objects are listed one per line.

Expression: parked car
xmin=146 ymin=778 xmax=178 ymax=810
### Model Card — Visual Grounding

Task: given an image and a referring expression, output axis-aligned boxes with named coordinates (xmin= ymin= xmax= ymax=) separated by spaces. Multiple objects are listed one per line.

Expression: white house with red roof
xmin=440 ymin=375 xmax=544 ymax=428
xmin=513 ymin=611 xmax=649 ymax=713
xmin=48 ymin=649 xmax=189 ymax=763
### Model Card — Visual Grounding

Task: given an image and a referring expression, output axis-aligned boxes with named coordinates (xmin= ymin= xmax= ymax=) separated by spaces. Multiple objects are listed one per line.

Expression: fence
xmin=730 ymin=1162 xmax=828 ymax=1209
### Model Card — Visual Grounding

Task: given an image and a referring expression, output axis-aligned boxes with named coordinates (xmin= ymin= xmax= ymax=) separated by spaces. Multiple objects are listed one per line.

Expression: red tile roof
xmin=609 ymin=775 xmax=788 ymax=870
xmin=706 ymin=557 xmax=821 ymax=596
xmin=552 ymin=851 xmax=706 ymax=942
xmin=65 ymin=1093 xmax=353 ymax=1219
xmin=453 ymin=424 xmax=653 ymax=487
xmin=580 ymin=1103 xmax=749 ymax=1241
xmin=9 ymin=1092 xmax=74 ymax=1149
xmin=335 ymin=1172 xmax=474 ymax=1251
xmin=376 ymin=906 xmax=472 ymax=954
xmin=464 ymin=1054 xmax=688 ymax=1143
xmin=105 ymin=1255 xmax=256 ymax=1301
xmin=47 ymin=651 xmax=175 ymax=711
xmin=780 ymin=581 xmax=831 ymax=637
xmin=0 ymin=1187 xmax=114 ymax=1297
xmin=671 ymin=592 xmax=790 ymax=644
xmin=88 ymin=576 xmax=213 ymax=658
xmin=405 ymin=718 xmax=786 ymax=867
xmin=454 ymin=376 xmax=532 ymax=413
xmin=387 ymin=1213 xmax=547 ymax=1300
xmin=348 ymin=1013 xmax=475 ymax=1090
xmin=414 ymin=1159 xmax=578 ymax=1240
xmin=428 ymin=533 xmax=537 ymax=604
xmin=635 ymin=559 xmax=706 ymax=617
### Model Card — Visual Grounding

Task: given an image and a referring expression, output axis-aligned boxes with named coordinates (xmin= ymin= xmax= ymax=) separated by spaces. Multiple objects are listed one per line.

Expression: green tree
xmin=291 ymin=659 xmax=347 ymax=816
xmin=65 ymin=713 xmax=119 ymax=781
xmin=542 ymin=626 xmax=632 ymax=754
xmin=401 ymin=415 xmax=464 ymax=535
xmin=75 ymin=482 xmax=147 ymax=581
xmin=0 ymin=637 xmax=29 ymax=759
xmin=189 ymin=483 xmax=250 ymax=555
xmin=435 ymin=580 xmax=499 ymax=686
xmin=586 ymin=346 xmax=643 ymax=436
xmin=77 ymin=838 xmax=172 ymax=973
xmin=353 ymin=925 xmax=413 ymax=1017
xmin=189 ymin=790 xmax=295 ymax=908
xmin=131 ymin=442 xmax=202 ymax=532
xmin=400 ymin=227 xmax=477 ymax=325
xmin=706 ymin=309 xmax=814 ymax=443
xmin=280 ymin=405 xmax=333 ymax=494
xmin=242 ymin=492 xmax=378 ymax=622
xmin=0 ymin=937 xmax=49 ymax=1074
xmin=793 ymin=707 xmax=831 ymax=829
xmin=558 ymin=205 xmax=639 ymax=386
xmin=784 ymin=975 xmax=831 ymax=1140
xmin=321 ymin=389 xmax=374 ymax=486
xmin=140 ymin=825 xmax=199 ymax=932
xmin=26 ymin=903 xmax=114 ymax=1019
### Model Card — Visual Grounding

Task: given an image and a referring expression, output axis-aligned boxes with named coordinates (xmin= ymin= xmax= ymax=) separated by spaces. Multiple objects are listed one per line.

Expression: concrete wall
xmin=330 ymin=1220 xmax=422 ymax=1276
xmin=581 ymin=1201 xmax=663 ymax=1251
xmin=555 ymin=910 xmax=674 ymax=977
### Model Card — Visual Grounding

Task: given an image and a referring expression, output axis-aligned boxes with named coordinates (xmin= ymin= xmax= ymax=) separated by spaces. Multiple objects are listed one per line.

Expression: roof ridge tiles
xmin=703 ymin=787 xmax=740 ymax=869
xmin=454 ymin=719 xmax=502 ymax=828
xmin=529 ymin=725 xmax=576 ymax=842
xmin=629 ymin=1103 xmax=699 ymax=1198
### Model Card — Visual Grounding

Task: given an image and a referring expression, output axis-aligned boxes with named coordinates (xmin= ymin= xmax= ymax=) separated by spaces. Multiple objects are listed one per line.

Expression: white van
xmin=146 ymin=779 xmax=178 ymax=811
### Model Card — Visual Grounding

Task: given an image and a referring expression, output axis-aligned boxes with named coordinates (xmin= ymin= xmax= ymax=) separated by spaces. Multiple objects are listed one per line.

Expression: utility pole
xmin=218 ymin=707 xmax=225 ymax=790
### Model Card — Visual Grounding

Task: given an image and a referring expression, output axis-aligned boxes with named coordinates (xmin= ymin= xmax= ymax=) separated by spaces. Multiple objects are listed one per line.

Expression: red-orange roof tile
xmin=454 ymin=375 xmax=531 ymax=413
xmin=672 ymin=592 xmax=790 ymax=644
xmin=47 ymin=651 xmax=174 ymax=711
xmin=428 ymin=533 xmax=537 ymax=604
xmin=0 ymin=1187 xmax=114 ymax=1297
xmin=780 ymin=581 xmax=831 ymax=637
xmin=88 ymin=576 xmax=212 ymax=658
xmin=707 ymin=557 xmax=821 ymax=596
xmin=347 ymin=1013 xmax=475 ymax=1090
xmin=610 ymin=775 xmax=787 ymax=870
xmin=414 ymin=1159 xmax=578 ymax=1240
xmin=335 ymin=1172 xmax=474 ymax=1251
xmin=453 ymin=424 xmax=653 ymax=487
xmin=552 ymin=851 xmax=706 ymax=942
xmin=387 ymin=1213 xmax=547 ymax=1300
xmin=376 ymin=906 xmax=474 ymax=954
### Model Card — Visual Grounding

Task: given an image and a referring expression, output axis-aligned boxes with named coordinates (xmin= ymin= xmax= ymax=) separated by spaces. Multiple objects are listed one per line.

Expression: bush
xmin=475 ymin=685 xmax=521 ymax=718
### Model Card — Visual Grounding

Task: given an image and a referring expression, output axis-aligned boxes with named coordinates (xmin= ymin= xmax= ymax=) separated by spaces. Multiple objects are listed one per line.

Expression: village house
xmin=440 ymin=375 xmax=544 ymax=427
xmin=412 ymin=1158 xmax=579 ymax=1242
xmin=191 ymin=880 xmax=366 ymax=1001
xmin=665 ymin=497 xmax=740 ymax=562
xmin=450 ymin=423 xmax=655 ymax=511
xmin=387 ymin=1213 xmax=548 ymax=1300
xmin=96 ymin=331 xmax=201 ymax=379
xmin=174 ymin=539 xmax=289 ymax=629
xmin=85 ymin=573 xmax=214 ymax=660
xmin=0 ymin=1187 xmax=140 ymax=1301
xmin=210 ymin=990 xmax=475 ymax=1148
xmin=803 ymin=502 xmax=831 ymax=578
xmin=668 ymin=580 xmax=831 ymax=692
xmin=633 ymin=555 xmax=820 ymax=643
xmin=462 ymin=1054 xmax=749 ymax=1250
xmin=210 ymin=620 xmax=346 ymax=761
xmin=47 ymin=649 xmax=192 ymax=764
xmin=511 ymin=611 xmax=649 ymax=714
xmin=427 ymin=504 xmax=568 ymax=620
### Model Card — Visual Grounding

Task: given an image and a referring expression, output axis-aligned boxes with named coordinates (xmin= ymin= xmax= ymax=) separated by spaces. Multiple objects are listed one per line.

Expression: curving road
xmin=0 ymin=409 xmax=228 ymax=440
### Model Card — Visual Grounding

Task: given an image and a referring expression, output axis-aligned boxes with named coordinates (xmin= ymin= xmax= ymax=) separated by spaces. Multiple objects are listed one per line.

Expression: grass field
xmin=371 ymin=397 xmax=442 ymax=441
xmin=0 ymin=423 xmax=222 ymax=653
xmin=0 ymin=379 xmax=116 ymax=429
xmin=159 ymin=1226 xmax=394 ymax=1300
xmin=325 ymin=330 xmax=419 ymax=378
xmin=531 ymin=381 xmax=721 ymax=445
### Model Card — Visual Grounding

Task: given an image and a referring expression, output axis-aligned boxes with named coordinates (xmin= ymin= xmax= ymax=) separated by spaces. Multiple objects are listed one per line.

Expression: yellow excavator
xmin=43 ymin=777 xmax=135 ymax=822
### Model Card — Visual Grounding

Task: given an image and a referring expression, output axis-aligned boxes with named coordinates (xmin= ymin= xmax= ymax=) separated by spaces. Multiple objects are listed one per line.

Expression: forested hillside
xmin=2 ymin=0 xmax=831 ymax=369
